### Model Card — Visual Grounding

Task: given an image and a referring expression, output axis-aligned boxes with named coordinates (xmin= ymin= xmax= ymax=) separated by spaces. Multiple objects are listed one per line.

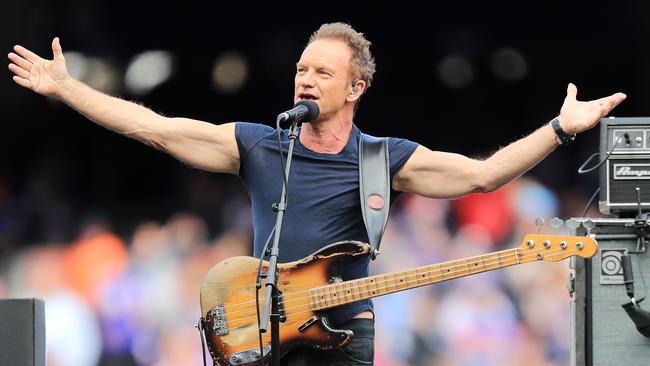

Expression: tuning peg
xmin=535 ymin=217 xmax=544 ymax=233
xmin=566 ymin=218 xmax=580 ymax=233
xmin=550 ymin=217 xmax=564 ymax=233
xmin=583 ymin=220 xmax=595 ymax=236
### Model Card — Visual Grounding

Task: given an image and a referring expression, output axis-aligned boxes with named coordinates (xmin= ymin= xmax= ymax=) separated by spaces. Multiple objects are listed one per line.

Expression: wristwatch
xmin=550 ymin=117 xmax=576 ymax=145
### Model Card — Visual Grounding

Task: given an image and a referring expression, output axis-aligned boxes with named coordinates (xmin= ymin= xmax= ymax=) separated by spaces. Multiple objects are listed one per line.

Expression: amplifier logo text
xmin=613 ymin=164 xmax=650 ymax=180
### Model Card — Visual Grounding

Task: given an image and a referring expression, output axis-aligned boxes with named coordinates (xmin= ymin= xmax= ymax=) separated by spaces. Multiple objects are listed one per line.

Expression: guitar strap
xmin=359 ymin=133 xmax=390 ymax=260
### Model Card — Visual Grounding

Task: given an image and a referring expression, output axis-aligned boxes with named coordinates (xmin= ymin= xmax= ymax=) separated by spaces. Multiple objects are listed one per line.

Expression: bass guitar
xmin=199 ymin=234 xmax=597 ymax=365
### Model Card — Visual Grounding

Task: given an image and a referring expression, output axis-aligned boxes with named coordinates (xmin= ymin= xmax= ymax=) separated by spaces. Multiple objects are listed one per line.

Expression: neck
xmin=299 ymin=118 xmax=353 ymax=154
xmin=309 ymin=247 xmax=523 ymax=311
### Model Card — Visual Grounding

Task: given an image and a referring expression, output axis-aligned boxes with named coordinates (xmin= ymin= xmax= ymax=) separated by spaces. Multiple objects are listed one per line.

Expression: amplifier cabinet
xmin=571 ymin=218 xmax=650 ymax=366
xmin=599 ymin=117 xmax=650 ymax=215
xmin=601 ymin=155 xmax=650 ymax=213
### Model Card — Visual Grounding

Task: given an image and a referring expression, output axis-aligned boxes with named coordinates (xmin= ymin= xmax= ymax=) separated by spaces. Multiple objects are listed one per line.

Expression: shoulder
xmin=236 ymin=122 xmax=275 ymax=137
xmin=356 ymin=128 xmax=418 ymax=151
xmin=357 ymin=128 xmax=419 ymax=175
xmin=235 ymin=122 xmax=276 ymax=145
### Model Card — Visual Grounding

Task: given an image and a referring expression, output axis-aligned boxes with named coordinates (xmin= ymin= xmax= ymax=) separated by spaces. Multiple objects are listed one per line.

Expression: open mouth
xmin=298 ymin=92 xmax=318 ymax=101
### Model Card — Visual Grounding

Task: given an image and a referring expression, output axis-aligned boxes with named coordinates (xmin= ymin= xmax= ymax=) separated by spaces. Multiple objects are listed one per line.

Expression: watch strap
xmin=550 ymin=117 xmax=576 ymax=145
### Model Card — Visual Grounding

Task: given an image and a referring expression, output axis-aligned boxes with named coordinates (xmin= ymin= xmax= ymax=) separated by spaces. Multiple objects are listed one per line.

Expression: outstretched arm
xmin=8 ymin=38 xmax=239 ymax=174
xmin=393 ymin=84 xmax=627 ymax=198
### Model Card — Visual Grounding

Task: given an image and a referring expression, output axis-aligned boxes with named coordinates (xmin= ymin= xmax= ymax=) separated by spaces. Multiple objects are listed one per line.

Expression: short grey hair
xmin=307 ymin=22 xmax=376 ymax=89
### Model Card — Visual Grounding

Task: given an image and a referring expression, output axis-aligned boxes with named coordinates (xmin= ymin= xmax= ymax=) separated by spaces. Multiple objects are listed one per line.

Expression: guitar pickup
xmin=298 ymin=316 xmax=319 ymax=332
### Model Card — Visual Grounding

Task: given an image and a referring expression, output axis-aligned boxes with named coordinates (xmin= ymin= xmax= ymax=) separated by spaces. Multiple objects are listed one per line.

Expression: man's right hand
xmin=8 ymin=37 xmax=70 ymax=98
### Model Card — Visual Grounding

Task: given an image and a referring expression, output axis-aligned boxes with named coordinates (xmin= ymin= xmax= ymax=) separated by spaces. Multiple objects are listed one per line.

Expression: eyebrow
xmin=295 ymin=62 xmax=336 ymax=73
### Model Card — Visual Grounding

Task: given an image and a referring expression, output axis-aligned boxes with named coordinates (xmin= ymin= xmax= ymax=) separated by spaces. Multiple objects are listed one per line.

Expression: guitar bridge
xmin=210 ymin=305 xmax=229 ymax=336
xmin=230 ymin=345 xmax=271 ymax=365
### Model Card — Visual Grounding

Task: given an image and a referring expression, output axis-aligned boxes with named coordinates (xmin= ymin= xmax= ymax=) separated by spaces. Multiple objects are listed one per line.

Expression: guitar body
xmin=200 ymin=241 xmax=372 ymax=365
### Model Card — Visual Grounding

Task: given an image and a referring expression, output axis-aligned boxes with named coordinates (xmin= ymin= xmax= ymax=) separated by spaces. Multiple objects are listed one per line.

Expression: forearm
xmin=57 ymin=77 xmax=163 ymax=146
xmin=480 ymin=122 xmax=558 ymax=191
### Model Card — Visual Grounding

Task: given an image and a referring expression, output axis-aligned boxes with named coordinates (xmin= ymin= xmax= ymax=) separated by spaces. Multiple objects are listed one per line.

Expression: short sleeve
xmin=388 ymin=137 xmax=419 ymax=178
xmin=235 ymin=122 xmax=275 ymax=166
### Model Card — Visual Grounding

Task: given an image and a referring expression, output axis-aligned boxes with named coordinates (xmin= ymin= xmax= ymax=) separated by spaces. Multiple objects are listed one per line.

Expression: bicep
xmin=157 ymin=118 xmax=240 ymax=174
xmin=392 ymin=146 xmax=485 ymax=198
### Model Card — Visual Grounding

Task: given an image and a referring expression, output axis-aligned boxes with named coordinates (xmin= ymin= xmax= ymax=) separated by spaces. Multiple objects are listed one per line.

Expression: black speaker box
xmin=0 ymin=298 xmax=46 ymax=366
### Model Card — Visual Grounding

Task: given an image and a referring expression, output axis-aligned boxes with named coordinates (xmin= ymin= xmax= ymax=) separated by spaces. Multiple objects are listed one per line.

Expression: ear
xmin=346 ymin=79 xmax=367 ymax=102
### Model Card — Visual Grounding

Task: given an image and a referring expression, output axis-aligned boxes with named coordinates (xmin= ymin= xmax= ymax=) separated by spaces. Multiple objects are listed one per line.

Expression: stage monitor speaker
xmin=0 ymin=298 xmax=46 ymax=366
xmin=571 ymin=218 xmax=650 ymax=366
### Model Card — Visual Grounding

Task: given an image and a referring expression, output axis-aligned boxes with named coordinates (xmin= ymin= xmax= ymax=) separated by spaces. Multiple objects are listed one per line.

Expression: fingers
xmin=596 ymin=92 xmax=627 ymax=106
xmin=12 ymin=75 xmax=31 ymax=88
xmin=13 ymin=45 xmax=42 ymax=63
xmin=52 ymin=37 xmax=64 ymax=60
xmin=8 ymin=63 xmax=29 ymax=79
xmin=8 ymin=52 xmax=31 ymax=70
xmin=566 ymin=83 xmax=578 ymax=100
xmin=597 ymin=93 xmax=627 ymax=117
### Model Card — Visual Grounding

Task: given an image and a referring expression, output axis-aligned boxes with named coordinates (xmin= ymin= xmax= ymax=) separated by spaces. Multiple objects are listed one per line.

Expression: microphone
xmin=277 ymin=100 xmax=320 ymax=124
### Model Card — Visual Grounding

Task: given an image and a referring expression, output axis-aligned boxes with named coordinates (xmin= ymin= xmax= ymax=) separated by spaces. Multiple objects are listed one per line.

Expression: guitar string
xmin=216 ymin=247 xmax=584 ymax=328
xmin=203 ymin=246 xmax=526 ymax=292
xmin=217 ymin=246 xmax=524 ymax=310
xmin=216 ymin=244 xmax=586 ymax=312
xmin=222 ymin=247 xmax=584 ymax=331
xmin=219 ymin=246 xmax=583 ymax=318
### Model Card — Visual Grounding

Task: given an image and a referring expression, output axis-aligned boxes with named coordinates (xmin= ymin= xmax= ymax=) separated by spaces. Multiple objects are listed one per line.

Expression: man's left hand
xmin=558 ymin=83 xmax=627 ymax=134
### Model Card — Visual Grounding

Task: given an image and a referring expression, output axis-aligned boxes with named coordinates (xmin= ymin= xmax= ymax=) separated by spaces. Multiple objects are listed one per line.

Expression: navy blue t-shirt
xmin=236 ymin=122 xmax=418 ymax=325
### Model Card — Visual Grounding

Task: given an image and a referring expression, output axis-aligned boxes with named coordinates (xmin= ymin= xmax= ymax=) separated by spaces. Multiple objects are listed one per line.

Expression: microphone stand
xmin=259 ymin=119 xmax=300 ymax=366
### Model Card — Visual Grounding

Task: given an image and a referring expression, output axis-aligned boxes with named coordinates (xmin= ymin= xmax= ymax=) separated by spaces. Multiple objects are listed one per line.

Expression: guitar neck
xmin=310 ymin=247 xmax=526 ymax=311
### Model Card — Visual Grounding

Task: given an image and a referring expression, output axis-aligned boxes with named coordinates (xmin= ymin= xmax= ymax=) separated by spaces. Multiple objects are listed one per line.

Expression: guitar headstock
xmin=517 ymin=234 xmax=598 ymax=262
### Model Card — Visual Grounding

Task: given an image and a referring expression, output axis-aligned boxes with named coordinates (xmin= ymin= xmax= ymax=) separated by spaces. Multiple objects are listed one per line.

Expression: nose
xmin=297 ymin=71 xmax=316 ymax=89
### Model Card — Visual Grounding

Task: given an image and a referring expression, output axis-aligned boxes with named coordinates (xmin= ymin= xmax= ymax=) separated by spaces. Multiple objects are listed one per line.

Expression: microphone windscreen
xmin=295 ymin=100 xmax=320 ymax=122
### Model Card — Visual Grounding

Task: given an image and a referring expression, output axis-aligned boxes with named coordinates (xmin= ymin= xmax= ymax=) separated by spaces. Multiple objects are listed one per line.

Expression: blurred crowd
xmin=0 ymin=172 xmax=599 ymax=366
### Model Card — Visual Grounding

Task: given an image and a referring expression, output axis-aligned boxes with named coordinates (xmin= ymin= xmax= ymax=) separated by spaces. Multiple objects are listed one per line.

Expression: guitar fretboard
xmin=309 ymin=248 xmax=523 ymax=310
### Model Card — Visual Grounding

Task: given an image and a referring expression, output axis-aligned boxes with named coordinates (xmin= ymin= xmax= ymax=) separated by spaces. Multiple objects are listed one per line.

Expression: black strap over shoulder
xmin=359 ymin=133 xmax=390 ymax=260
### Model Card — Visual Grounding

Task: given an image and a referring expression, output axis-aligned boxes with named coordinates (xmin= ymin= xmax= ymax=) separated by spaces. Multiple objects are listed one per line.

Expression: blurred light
xmin=61 ymin=51 xmax=120 ymax=94
xmin=514 ymin=181 xmax=559 ymax=220
xmin=63 ymin=51 xmax=88 ymax=80
xmin=212 ymin=51 xmax=248 ymax=94
xmin=490 ymin=47 xmax=528 ymax=82
xmin=84 ymin=57 xmax=121 ymax=94
xmin=125 ymin=51 xmax=175 ymax=96
xmin=437 ymin=55 xmax=474 ymax=89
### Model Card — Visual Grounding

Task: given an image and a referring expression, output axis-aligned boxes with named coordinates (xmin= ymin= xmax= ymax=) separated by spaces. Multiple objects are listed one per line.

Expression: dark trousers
xmin=280 ymin=318 xmax=375 ymax=366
